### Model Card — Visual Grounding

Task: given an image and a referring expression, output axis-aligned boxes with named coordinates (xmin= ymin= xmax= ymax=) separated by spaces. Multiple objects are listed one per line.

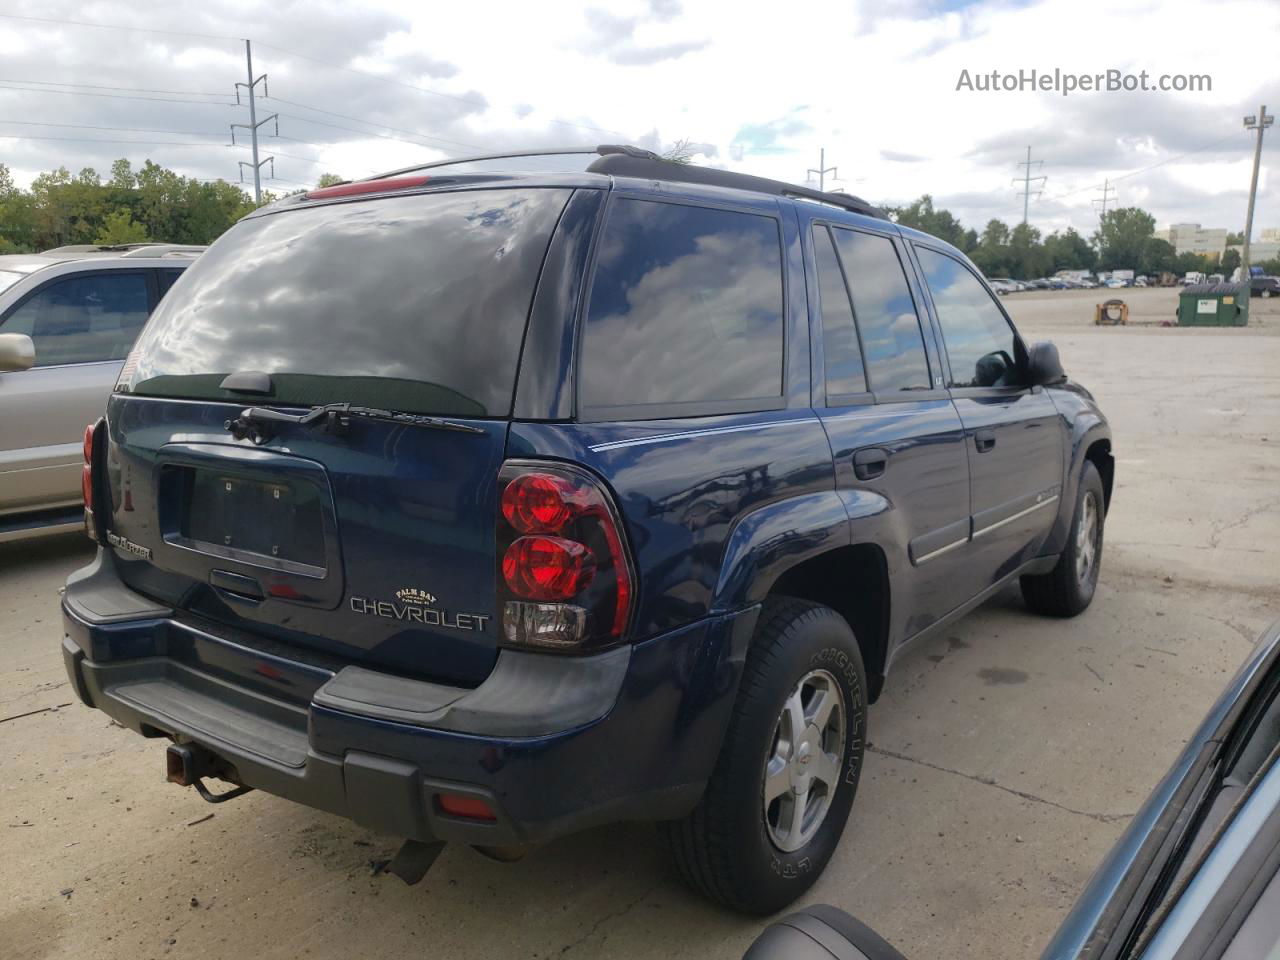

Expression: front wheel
xmin=661 ymin=598 xmax=867 ymax=915
xmin=1021 ymin=461 xmax=1105 ymax=617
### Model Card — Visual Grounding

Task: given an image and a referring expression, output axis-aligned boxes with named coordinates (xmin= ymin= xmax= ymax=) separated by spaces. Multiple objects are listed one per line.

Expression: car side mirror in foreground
xmin=0 ymin=333 xmax=35 ymax=372
xmin=1026 ymin=340 xmax=1065 ymax=386
xmin=744 ymin=906 xmax=909 ymax=960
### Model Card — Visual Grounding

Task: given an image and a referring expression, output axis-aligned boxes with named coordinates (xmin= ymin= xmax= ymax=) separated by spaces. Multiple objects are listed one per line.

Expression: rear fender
xmin=711 ymin=489 xmax=893 ymax=611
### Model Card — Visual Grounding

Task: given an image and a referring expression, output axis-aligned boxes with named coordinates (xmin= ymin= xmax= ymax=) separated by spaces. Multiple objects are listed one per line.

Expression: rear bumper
xmin=61 ymin=551 xmax=758 ymax=846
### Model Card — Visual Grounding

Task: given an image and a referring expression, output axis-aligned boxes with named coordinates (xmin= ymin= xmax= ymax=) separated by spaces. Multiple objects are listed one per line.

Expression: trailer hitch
xmin=166 ymin=743 xmax=254 ymax=804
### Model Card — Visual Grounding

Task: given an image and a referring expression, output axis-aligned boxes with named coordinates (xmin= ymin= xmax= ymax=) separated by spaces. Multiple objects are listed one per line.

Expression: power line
xmin=262 ymin=96 xmax=483 ymax=151
xmin=0 ymin=78 xmax=233 ymax=99
xmin=0 ymin=119 xmax=228 ymax=137
xmin=0 ymin=11 xmax=631 ymax=140
xmin=0 ymin=133 xmax=242 ymax=147
xmin=0 ymin=82 xmax=236 ymax=107
xmin=272 ymin=110 xmax=461 ymax=152
xmin=0 ymin=12 xmax=240 ymax=43
xmin=1041 ymin=131 xmax=1243 ymax=203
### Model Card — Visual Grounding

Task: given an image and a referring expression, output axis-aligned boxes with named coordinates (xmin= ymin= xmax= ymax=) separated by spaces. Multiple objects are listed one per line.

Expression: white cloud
xmin=0 ymin=0 xmax=1276 ymax=235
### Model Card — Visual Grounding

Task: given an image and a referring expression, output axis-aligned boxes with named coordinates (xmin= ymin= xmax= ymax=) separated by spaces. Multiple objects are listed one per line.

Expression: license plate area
xmin=178 ymin=471 xmax=326 ymax=570
xmin=153 ymin=444 xmax=342 ymax=602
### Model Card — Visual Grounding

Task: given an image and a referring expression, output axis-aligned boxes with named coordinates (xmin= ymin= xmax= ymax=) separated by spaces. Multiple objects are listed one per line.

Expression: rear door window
xmin=123 ymin=188 xmax=572 ymax=417
xmin=830 ymin=228 xmax=931 ymax=395
xmin=813 ymin=225 xmax=867 ymax=397
xmin=579 ymin=198 xmax=784 ymax=414
xmin=0 ymin=271 xmax=150 ymax=366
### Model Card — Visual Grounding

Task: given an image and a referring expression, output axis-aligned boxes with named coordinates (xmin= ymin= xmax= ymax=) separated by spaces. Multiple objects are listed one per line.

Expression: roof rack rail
xmin=119 ymin=244 xmax=206 ymax=258
xmin=360 ymin=145 xmax=885 ymax=219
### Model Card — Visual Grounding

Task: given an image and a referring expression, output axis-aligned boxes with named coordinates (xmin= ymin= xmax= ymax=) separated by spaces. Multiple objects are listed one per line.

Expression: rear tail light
xmin=496 ymin=461 xmax=635 ymax=651
xmin=82 ymin=418 xmax=105 ymax=543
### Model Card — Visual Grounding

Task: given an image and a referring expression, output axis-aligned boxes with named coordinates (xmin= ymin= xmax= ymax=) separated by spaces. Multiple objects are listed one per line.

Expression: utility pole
xmin=1013 ymin=145 xmax=1046 ymax=226
xmin=807 ymin=148 xmax=838 ymax=193
xmin=1242 ymin=105 xmax=1273 ymax=281
xmin=230 ymin=39 xmax=277 ymax=203
xmin=1093 ymin=178 xmax=1117 ymax=223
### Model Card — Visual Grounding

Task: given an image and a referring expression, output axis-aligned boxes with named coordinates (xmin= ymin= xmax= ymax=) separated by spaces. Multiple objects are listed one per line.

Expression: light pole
xmin=1242 ymin=106 xmax=1273 ymax=282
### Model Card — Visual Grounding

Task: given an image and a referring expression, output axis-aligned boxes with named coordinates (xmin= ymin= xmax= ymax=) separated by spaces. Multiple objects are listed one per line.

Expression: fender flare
xmin=710 ymin=489 xmax=894 ymax=613
xmin=1043 ymin=415 xmax=1112 ymax=554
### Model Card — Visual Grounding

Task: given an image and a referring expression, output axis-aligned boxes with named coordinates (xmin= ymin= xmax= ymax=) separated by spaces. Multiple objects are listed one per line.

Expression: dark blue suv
xmin=61 ymin=146 xmax=1114 ymax=914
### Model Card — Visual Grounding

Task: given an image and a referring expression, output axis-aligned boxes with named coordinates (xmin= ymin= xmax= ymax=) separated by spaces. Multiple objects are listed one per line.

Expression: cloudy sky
xmin=1 ymin=0 xmax=1276 ymax=238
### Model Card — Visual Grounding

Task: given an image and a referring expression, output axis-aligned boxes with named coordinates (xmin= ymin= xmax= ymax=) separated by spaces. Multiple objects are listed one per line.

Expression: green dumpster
xmin=1178 ymin=282 xmax=1249 ymax=326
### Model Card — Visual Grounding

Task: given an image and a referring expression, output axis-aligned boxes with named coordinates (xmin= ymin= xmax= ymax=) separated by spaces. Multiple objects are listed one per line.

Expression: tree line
xmin=0 ymin=159 xmax=345 ymax=253
xmin=2 ymin=159 xmax=1275 ymax=279
xmin=882 ymin=195 xmax=1279 ymax=279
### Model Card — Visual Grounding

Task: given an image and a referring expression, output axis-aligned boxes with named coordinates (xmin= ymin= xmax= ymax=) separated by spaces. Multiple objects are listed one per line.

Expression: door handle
xmin=853 ymin=448 xmax=888 ymax=480
xmin=974 ymin=429 xmax=996 ymax=453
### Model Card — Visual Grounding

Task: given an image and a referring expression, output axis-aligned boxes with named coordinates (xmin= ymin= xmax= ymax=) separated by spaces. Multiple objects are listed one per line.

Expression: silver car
xmin=0 ymin=243 xmax=203 ymax=541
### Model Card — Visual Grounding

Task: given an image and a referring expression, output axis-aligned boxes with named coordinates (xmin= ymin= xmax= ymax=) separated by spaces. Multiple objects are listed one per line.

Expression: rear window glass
xmin=123 ymin=188 xmax=571 ymax=417
xmin=579 ymin=198 xmax=784 ymax=411
xmin=831 ymin=228 xmax=930 ymax=394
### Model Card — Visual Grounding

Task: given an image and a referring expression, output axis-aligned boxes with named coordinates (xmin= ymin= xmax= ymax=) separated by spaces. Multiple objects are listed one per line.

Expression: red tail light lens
xmin=82 ymin=419 xmax=105 ymax=544
xmin=496 ymin=462 xmax=635 ymax=651
xmin=501 ymin=473 xmax=582 ymax=533
xmin=81 ymin=422 xmax=96 ymax=510
xmin=503 ymin=536 xmax=595 ymax=600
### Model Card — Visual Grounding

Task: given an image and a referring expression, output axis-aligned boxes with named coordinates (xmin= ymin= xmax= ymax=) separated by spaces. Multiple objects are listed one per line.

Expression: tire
xmin=661 ymin=597 xmax=867 ymax=915
xmin=1021 ymin=461 xmax=1105 ymax=617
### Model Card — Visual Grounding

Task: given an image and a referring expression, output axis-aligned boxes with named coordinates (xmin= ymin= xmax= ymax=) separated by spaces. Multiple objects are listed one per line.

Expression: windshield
xmin=122 ymin=187 xmax=572 ymax=417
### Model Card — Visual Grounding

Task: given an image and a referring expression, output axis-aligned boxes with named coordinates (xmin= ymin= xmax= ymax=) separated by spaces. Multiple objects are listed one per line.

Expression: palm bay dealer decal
xmin=349 ymin=587 xmax=490 ymax=632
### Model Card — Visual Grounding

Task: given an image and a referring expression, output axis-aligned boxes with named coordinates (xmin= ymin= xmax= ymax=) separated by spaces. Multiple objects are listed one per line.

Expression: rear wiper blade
xmin=225 ymin=402 xmax=486 ymax=444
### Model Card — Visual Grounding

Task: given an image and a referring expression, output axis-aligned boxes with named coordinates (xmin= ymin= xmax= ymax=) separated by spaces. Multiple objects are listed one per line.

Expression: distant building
xmin=1156 ymin=223 xmax=1228 ymax=258
xmin=1229 ymin=238 xmax=1280 ymax=263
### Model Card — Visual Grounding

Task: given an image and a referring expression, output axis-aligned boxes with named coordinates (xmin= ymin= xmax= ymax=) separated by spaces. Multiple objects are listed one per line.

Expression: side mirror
xmin=1026 ymin=340 xmax=1065 ymax=386
xmin=0 ymin=333 xmax=35 ymax=372
xmin=744 ymin=906 xmax=909 ymax=960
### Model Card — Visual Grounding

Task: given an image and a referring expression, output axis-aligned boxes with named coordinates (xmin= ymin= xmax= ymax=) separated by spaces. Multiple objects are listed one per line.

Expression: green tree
xmin=884 ymin=195 xmax=971 ymax=250
xmin=1093 ymin=207 xmax=1156 ymax=271
xmin=94 ymin=209 xmax=149 ymax=245
xmin=1140 ymin=237 xmax=1177 ymax=274
xmin=1221 ymin=248 xmax=1241 ymax=276
xmin=1043 ymin=227 xmax=1097 ymax=272
xmin=316 ymin=173 xmax=345 ymax=187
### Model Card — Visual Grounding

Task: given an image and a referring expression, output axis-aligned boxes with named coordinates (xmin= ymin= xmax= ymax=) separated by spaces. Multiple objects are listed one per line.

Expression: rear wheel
xmin=661 ymin=598 xmax=866 ymax=915
xmin=1021 ymin=461 xmax=1105 ymax=617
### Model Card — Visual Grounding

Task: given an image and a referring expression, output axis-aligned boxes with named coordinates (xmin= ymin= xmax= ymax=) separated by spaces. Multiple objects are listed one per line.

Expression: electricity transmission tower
xmin=1093 ymin=179 xmax=1117 ymax=223
xmin=807 ymin=148 xmax=837 ymax=193
xmin=229 ymin=39 xmax=277 ymax=202
xmin=1013 ymin=146 xmax=1046 ymax=226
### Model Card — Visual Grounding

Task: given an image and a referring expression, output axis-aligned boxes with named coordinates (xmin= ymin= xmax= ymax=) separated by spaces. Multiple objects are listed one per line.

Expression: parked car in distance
xmin=1182 ymin=271 xmax=1206 ymax=285
xmin=1252 ymin=276 xmax=1280 ymax=298
xmin=744 ymin=618 xmax=1280 ymax=960
xmin=0 ymin=243 xmax=204 ymax=541
xmin=62 ymin=146 xmax=1113 ymax=915
xmin=1208 ymin=273 xmax=1226 ymax=284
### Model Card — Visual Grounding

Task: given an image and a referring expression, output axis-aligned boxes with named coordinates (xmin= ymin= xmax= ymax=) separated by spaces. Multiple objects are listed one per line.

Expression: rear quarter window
xmin=579 ymin=198 xmax=785 ymax=415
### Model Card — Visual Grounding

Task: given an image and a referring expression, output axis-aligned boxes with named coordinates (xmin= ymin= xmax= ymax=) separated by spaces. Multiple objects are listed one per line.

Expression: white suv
xmin=0 ymin=243 xmax=203 ymax=541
